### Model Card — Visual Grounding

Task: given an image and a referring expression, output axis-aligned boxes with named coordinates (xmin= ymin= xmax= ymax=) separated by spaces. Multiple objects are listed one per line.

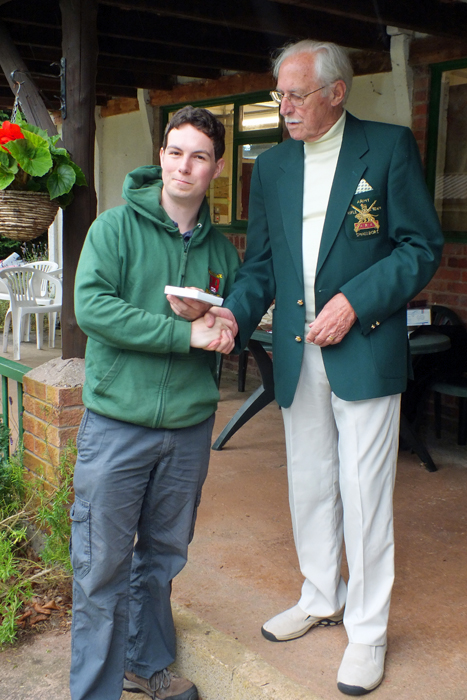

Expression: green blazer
xmin=224 ymin=113 xmax=444 ymax=406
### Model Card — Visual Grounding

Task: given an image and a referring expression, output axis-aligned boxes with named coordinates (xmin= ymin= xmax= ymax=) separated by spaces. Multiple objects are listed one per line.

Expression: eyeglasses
xmin=269 ymin=85 xmax=327 ymax=107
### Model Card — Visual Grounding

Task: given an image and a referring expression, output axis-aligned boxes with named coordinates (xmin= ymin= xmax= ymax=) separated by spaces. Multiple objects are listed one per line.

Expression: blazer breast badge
xmin=351 ymin=199 xmax=380 ymax=236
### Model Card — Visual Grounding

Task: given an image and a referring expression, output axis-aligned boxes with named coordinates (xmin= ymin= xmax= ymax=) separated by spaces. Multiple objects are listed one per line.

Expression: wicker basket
xmin=0 ymin=190 xmax=59 ymax=241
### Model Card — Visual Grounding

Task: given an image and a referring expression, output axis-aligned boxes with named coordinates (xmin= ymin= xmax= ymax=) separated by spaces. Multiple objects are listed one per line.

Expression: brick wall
xmin=225 ymin=232 xmax=246 ymax=261
xmin=411 ymin=65 xmax=467 ymax=326
xmin=412 ymin=65 xmax=431 ymax=165
xmin=418 ymin=244 xmax=467 ymax=325
xmin=22 ymin=359 xmax=85 ymax=486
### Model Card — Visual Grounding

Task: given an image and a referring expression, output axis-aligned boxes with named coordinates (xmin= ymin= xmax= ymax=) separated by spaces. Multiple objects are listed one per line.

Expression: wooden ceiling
xmin=1 ymin=0 xmax=467 ymax=111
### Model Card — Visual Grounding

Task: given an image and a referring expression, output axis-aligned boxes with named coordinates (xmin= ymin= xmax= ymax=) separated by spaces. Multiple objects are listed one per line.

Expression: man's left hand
xmin=306 ymin=293 xmax=357 ymax=346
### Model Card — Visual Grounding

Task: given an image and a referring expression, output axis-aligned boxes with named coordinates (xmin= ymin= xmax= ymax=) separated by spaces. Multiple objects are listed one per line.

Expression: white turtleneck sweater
xmin=302 ymin=111 xmax=346 ymax=323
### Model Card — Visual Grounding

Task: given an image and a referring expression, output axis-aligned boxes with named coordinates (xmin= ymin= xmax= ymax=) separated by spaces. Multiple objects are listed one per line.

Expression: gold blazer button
xmin=295 ymin=336 xmax=302 ymax=342
xmin=297 ymin=299 xmax=304 ymax=305
xmin=371 ymin=324 xmax=376 ymax=329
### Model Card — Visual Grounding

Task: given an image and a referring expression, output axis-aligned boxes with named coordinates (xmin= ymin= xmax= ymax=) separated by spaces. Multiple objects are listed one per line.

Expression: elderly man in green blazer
xmin=169 ymin=40 xmax=443 ymax=697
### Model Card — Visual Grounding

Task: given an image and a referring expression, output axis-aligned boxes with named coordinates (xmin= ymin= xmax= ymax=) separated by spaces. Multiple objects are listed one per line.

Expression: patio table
xmin=212 ymin=329 xmax=451 ymax=470
xmin=212 ymin=330 xmax=273 ymax=450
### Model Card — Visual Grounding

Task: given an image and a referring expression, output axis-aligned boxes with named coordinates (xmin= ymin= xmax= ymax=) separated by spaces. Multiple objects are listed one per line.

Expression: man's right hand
xmin=190 ymin=314 xmax=235 ymax=351
xmin=203 ymin=307 xmax=238 ymax=353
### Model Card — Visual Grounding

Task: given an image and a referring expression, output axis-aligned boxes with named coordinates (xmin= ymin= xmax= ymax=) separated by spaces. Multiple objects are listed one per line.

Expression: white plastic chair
xmin=0 ymin=277 xmax=10 ymax=302
xmin=22 ymin=261 xmax=60 ymax=340
xmin=23 ymin=261 xmax=59 ymax=298
xmin=0 ymin=267 xmax=62 ymax=360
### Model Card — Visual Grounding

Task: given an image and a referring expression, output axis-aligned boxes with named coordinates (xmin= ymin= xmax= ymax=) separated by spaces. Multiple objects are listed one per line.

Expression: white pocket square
xmin=355 ymin=178 xmax=373 ymax=194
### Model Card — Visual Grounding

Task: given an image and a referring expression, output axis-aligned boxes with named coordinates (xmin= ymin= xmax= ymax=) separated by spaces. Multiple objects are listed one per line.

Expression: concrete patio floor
xmin=0 ymin=354 xmax=466 ymax=699
xmin=0 ymin=331 xmax=62 ymax=369
xmin=173 ymin=371 xmax=467 ymax=700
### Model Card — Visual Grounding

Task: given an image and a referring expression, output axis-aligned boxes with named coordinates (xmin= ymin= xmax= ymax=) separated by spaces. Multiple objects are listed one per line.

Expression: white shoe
xmin=337 ymin=643 xmax=387 ymax=695
xmin=261 ymin=603 xmax=344 ymax=642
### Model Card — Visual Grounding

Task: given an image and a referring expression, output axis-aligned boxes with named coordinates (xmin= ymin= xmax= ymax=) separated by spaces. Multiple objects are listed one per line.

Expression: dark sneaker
xmin=123 ymin=668 xmax=198 ymax=700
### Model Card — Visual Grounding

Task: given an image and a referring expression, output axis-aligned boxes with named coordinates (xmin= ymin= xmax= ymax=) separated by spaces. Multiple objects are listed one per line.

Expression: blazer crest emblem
xmin=350 ymin=198 xmax=381 ymax=236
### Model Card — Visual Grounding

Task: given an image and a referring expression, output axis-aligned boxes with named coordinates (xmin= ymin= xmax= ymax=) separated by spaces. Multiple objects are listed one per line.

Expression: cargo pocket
xmin=70 ymin=496 xmax=91 ymax=579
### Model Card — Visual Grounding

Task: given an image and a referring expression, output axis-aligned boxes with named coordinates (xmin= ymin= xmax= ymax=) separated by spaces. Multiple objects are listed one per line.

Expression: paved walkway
xmin=0 ymin=369 xmax=466 ymax=699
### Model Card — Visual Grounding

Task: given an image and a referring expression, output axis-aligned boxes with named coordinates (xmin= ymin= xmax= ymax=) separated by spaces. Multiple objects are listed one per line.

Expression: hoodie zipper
xmin=178 ymin=223 xmax=201 ymax=286
xmin=155 ymin=223 xmax=202 ymax=426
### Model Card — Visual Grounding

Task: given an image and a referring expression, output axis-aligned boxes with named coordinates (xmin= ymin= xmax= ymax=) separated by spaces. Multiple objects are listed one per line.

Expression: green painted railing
xmin=0 ymin=357 xmax=32 ymax=456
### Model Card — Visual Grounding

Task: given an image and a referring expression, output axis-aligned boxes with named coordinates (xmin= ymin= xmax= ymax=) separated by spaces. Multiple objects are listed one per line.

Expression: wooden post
xmin=59 ymin=0 xmax=98 ymax=359
xmin=0 ymin=20 xmax=58 ymax=135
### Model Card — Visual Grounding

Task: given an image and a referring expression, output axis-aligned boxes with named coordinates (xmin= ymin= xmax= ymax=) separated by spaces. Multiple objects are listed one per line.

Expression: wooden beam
xmin=59 ymin=0 xmax=98 ymax=360
xmin=272 ymin=0 xmax=467 ymax=40
xmin=351 ymin=50 xmax=392 ymax=76
xmin=149 ymin=72 xmax=274 ymax=107
xmin=97 ymin=54 xmax=220 ymax=82
xmin=0 ymin=19 xmax=58 ymax=134
xmin=3 ymin=0 xmax=387 ymax=56
xmin=8 ymin=42 xmax=222 ymax=81
xmin=100 ymin=96 xmax=139 ymax=117
xmin=98 ymin=0 xmax=388 ymax=51
xmin=98 ymin=4 xmax=273 ymax=59
xmin=409 ymin=35 xmax=467 ymax=65
xmin=97 ymin=36 xmax=271 ymax=74
xmin=95 ymin=67 xmax=172 ymax=91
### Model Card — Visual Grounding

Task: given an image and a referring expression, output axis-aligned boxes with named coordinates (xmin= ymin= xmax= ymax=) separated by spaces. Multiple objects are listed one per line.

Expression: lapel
xmin=316 ymin=113 xmax=369 ymax=276
xmin=277 ymin=138 xmax=305 ymax=285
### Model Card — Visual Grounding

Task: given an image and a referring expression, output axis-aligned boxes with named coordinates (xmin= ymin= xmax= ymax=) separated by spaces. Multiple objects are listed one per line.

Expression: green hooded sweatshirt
xmin=75 ymin=165 xmax=240 ymax=429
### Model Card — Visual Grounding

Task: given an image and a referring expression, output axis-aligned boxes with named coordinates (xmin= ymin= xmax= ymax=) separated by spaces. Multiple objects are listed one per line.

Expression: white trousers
xmin=282 ymin=341 xmax=401 ymax=646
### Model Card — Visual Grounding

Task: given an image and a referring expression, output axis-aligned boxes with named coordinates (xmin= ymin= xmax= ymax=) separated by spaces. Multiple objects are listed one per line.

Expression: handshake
xmin=166 ymin=290 xmax=238 ymax=354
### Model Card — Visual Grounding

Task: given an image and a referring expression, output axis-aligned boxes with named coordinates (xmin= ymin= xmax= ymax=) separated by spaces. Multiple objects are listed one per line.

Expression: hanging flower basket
xmin=0 ymin=190 xmax=59 ymax=241
xmin=0 ymin=117 xmax=87 ymax=242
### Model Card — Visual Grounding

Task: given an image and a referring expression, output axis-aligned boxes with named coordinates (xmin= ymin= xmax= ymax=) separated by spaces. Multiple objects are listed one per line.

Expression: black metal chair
xmin=428 ymin=305 xmax=467 ymax=445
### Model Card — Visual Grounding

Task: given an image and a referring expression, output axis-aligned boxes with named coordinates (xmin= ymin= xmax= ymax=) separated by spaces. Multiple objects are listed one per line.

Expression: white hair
xmin=272 ymin=40 xmax=353 ymax=104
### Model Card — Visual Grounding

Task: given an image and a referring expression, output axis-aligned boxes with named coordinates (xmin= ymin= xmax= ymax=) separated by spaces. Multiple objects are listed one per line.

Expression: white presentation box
xmin=164 ymin=285 xmax=224 ymax=306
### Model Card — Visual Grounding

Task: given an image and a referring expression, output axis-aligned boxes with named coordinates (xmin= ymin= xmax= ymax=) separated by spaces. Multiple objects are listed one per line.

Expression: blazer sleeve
xmin=223 ymin=159 xmax=277 ymax=350
xmin=339 ymin=126 xmax=444 ymax=335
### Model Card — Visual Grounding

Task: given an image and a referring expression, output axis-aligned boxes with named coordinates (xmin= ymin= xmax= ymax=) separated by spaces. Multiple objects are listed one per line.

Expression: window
xmin=163 ymin=93 xmax=281 ymax=230
xmin=427 ymin=59 xmax=467 ymax=242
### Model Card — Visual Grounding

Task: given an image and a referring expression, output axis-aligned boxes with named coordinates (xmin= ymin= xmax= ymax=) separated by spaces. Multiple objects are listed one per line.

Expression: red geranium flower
xmin=0 ymin=121 xmax=24 ymax=149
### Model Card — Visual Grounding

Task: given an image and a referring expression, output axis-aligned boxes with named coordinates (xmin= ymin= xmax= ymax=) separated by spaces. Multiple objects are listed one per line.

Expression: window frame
xmin=161 ymin=91 xmax=282 ymax=232
xmin=426 ymin=57 xmax=467 ymax=243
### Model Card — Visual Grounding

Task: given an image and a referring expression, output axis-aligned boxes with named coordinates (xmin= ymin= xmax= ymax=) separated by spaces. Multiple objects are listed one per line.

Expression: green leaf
xmin=47 ymin=163 xmax=76 ymax=199
xmin=70 ymin=162 xmax=87 ymax=186
xmin=21 ymin=129 xmax=50 ymax=151
xmin=56 ymin=190 xmax=74 ymax=209
xmin=0 ymin=169 xmax=15 ymax=189
xmin=0 ymin=149 xmax=9 ymax=168
xmin=18 ymin=121 xmax=49 ymax=141
xmin=0 ymin=149 xmax=18 ymax=172
xmin=7 ymin=136 xmax=52 ymax=177
xmin=26 ymin=178 xmax=46 ymax=192
xmin=50 ymin=146 xmax=69 ymax=158
xmin=7 ymin=152 xmax=17 ymax=170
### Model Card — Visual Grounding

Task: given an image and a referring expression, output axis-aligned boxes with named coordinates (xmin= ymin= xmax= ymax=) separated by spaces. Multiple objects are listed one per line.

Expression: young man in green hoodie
xmin=71 ymin=106 xmax=240 ymax=700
